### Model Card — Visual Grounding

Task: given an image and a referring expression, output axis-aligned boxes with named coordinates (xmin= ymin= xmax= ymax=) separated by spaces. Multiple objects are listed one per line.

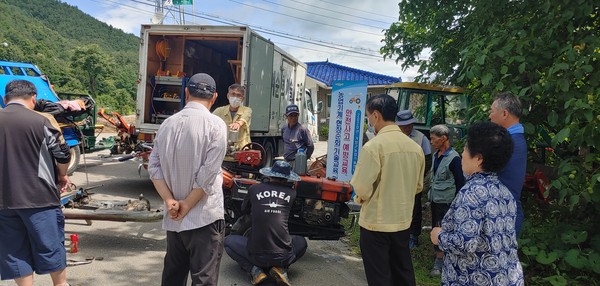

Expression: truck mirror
xmin=316 ymin=101 xmax=323 ymax=113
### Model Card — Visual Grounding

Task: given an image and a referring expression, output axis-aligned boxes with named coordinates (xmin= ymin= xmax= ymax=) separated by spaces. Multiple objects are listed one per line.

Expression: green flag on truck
xmin=173 ymin=0 xmax=193 ymax=5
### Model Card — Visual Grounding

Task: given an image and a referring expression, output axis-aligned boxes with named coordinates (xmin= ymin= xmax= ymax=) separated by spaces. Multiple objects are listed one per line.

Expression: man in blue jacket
xmin=489 ymin=92 xmax=527 ymax=237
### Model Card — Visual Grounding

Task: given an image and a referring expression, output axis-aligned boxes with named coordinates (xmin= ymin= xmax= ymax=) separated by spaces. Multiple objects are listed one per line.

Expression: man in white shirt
xmin=148 ymin=73 xmax=228 ymax=286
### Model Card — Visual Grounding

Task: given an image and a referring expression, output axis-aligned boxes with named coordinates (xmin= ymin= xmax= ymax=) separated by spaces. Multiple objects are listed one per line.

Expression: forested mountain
xmin=0 ymin=0 xmax=139 ymax=113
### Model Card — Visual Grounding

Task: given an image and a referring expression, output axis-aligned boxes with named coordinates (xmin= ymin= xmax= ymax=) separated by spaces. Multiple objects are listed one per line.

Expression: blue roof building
xmin=304 ymin=61 xmax=401 ymax=138
xmin=306 ymin=61 xmax=401 ymax=87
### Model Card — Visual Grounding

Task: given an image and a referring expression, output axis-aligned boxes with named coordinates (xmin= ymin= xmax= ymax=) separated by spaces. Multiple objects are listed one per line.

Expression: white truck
xmin=134 ymin=25 xmax=321 ymax=164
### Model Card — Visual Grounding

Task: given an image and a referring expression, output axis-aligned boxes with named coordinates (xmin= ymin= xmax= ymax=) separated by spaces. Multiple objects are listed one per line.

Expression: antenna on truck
xmin=153 ymin=0 xmax=195 ymax=25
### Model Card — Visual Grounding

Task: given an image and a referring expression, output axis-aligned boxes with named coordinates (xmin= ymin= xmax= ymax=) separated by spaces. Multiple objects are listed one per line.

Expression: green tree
xmin=70 ymin=44 xmax=114 ymax=97
xmin=382 ymin=1 xmax=600 ymax=284
xmin=1 ymin=0 xmax=138 ymax=114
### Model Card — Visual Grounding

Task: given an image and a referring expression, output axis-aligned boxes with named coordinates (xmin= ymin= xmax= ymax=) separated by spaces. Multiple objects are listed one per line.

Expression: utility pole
xmin=154 ymin=0 xmax=194 ymax=25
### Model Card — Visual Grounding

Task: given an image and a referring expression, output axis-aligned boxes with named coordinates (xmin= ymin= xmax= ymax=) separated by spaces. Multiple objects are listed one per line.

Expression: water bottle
xmin=294 ymin=148 xmax=307 ymax=176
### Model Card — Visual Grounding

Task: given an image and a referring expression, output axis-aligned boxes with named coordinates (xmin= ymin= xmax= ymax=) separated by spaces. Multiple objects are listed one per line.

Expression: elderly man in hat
xmin=149 ymin=73 xmax=228 ymax=286
xmin=224 ymin=160 xmax=308 ymax=286
xmin=282 ymin=104 xmax=314 ymax=164
xmin=395 ymin=110 xmax=432 ymax=249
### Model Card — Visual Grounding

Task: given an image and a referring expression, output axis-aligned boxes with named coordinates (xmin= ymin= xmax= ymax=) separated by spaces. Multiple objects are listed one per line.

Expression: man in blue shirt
xmin=489 ymin=92 xmax=527 ymax=237
xmin=282 ymin=104 xmax=314 ymax=162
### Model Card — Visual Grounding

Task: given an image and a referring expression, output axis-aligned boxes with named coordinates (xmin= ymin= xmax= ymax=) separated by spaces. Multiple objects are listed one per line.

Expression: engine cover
xmin=233 ymin=150 xmax=262 ymax=167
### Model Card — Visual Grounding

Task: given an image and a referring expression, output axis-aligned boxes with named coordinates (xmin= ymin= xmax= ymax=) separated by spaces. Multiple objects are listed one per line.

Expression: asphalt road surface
xmin=1 ymin=142 xmax=367 ymax=286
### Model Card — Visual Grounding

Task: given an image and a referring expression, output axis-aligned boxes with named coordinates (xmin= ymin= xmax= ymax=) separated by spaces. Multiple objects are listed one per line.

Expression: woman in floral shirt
xmin=430 ymin=122 xmax=524 ymax=286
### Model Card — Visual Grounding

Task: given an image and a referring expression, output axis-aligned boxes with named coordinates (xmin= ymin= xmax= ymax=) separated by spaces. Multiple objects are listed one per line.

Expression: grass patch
xmin=341 ymin=205 xmax=441 ymax=286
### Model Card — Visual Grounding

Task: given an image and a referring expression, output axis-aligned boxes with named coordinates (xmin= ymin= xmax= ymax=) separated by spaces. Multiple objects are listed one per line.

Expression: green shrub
xmin=319 ymin=126 xmax=329 ymax=138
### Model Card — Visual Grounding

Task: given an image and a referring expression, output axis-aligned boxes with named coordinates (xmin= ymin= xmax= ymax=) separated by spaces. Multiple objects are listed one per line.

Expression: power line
xmin=279 ymin=0 xmax=393 ymax=26
xmin=260 ymin=0 xmax=387 ymax=30
xmin=274 ymin=41 xmax=383 ymax=61
xmin=306 ymin=0 xmax=398 ymax=20
xmin=226 ymin=0 xmax=383 ymax=36
xmin=89 ymin=0 xmax=384 ymax=58
xmin=256 ymin=29 xmax=381 ymax=58
xmin=130 ymin=0 xmax=383 ymax=56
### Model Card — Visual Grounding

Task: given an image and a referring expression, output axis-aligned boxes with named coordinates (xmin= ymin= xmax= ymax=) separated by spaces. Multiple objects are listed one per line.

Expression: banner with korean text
xmin=326 ymin=80 xmax=367 ymax=181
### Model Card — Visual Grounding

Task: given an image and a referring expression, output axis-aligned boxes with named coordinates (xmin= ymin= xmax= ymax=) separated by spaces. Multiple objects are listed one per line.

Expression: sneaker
xmin=429 ymin=257 xmax=443 ymax=277
xmin=409 ymin=234 xmax=419 ymax=249
xmin=269 ymin=266 xmax=291 ymax=286
xmin=250 ymin=266 xmax=267 ymax=285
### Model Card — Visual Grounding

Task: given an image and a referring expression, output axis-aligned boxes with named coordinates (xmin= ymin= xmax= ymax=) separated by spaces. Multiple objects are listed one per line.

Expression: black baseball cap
xmin=187 ymin=73 xmax=216 ymax=93
xmin=286 ymin=104 xmax=299 ymax=116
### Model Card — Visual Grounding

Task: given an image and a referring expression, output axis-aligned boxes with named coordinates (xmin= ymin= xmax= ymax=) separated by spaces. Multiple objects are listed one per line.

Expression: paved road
xmin=1 ymin=141 xmax=367 ymax=286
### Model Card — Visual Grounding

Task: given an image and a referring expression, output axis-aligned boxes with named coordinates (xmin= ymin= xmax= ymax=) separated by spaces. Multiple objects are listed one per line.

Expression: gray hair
xmin=430 ymin=124 xmax=450 ymax=137
xmin=494 ymin=92 xmax=522 ymax=118
xmin=228 ymin=83 xmax=246 ymax=96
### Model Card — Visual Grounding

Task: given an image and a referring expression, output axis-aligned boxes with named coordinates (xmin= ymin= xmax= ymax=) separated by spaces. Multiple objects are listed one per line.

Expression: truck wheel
xmin=263 ymin=141 xmax=274 ymax=167
xmin=67 ymin=146 xmax=81 ymax=175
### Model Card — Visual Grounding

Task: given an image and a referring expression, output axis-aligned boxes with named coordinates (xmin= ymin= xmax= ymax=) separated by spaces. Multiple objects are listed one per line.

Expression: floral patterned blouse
xmin=437 ymin=172 xmax=524 ymax=286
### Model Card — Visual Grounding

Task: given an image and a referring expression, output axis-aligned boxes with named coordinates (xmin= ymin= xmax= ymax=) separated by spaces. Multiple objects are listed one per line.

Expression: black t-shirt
xmin=0 ymin=104 xmax=71 ymax=209
xmin=242 ymin=182 xmax=296 ymax=255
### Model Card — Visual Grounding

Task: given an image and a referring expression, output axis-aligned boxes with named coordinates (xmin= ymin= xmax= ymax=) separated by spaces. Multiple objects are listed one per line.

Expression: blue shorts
xmin=0 ymin=207 xmax=66 ymax=280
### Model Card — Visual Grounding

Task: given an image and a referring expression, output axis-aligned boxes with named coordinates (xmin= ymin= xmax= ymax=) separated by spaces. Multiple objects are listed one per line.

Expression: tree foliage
xmin=382 ymin=1 xmax=599 ymax=284
xmin=71 ymin=45 xmax=114 ymax=97
xmin=0 ymin=0 xmax=138 ymax=114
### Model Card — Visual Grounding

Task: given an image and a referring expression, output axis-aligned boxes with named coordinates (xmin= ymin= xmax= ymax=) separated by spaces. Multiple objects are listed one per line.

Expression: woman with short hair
xmin=430 ymin=121 xmax=524 ymax=285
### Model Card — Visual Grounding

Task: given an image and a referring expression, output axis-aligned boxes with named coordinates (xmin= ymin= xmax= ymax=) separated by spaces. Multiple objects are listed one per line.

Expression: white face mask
xmin=367 ymin=114 xmax=378 ymax=135
xmin=228 ymin=97 xmax=243 ymax=108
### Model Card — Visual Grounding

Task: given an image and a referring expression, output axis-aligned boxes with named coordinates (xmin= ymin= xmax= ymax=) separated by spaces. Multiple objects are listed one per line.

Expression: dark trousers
xmin=359 ymin=227 xmax=415 ymax=286
xmin=431 ymin=202 xmax=451 ymax=252
xmin=161 ymin=220 xmax=225 ymax=286
xmin=409 ymin=192 xmax=423 ymax=237
xmin=515 ymin=200 xmax=524 ymax=238
xmin=224 ymin=234 xmax=307 ymax=273
xmin=431 ymin=202 xmax=451 ymax=228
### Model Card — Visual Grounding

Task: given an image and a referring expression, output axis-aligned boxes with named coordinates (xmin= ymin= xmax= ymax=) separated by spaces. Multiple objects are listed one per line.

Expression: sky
xmin=61 ymin=0 xmax=419 ymax=80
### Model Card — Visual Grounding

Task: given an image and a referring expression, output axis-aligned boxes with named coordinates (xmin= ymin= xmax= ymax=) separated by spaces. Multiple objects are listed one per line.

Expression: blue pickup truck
xmin=0 ymin=60 xmax=111 ymax=174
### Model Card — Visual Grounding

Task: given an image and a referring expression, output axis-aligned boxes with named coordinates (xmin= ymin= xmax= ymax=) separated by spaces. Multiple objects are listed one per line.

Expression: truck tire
xmin=263 ymin=141 xmax=274 ymax=167
xmin=67 ymin=146 xmax=81 ymax=175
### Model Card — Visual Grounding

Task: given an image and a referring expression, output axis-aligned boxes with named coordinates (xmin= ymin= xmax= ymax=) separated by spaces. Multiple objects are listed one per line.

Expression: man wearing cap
xmin=213 ymin=83 xmax=252 ymax=151
xmin=224 ymin=161 xmax=307 ymax=286
xmin=282 ymin=104 xmax=314 ymax=163
xmin=396 ymin=110 xmax=432 ymax=249
xmin=149 ymin=73 xmax=228 ymax=286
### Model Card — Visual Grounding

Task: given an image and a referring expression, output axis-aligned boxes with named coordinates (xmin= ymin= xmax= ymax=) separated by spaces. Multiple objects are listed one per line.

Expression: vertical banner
xmin=326 ymin=81 xmax=367 ymax=181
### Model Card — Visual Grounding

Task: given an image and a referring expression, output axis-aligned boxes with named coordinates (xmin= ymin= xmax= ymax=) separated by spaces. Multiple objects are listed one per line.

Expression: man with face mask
xmin=213 ymin=83 xmax=252 ymax=151
xmin=149 ymin=73 xmax=228 ymax=286
xmin=351 ymin=94 xmax=425 ymax=286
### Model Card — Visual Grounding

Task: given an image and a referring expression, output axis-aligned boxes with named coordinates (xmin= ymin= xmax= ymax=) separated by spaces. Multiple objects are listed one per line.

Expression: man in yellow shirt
xmin=213 ymin=84 xmax=252 ymax=151
xmin=350 ymin=94 xmax=425 ymax=286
